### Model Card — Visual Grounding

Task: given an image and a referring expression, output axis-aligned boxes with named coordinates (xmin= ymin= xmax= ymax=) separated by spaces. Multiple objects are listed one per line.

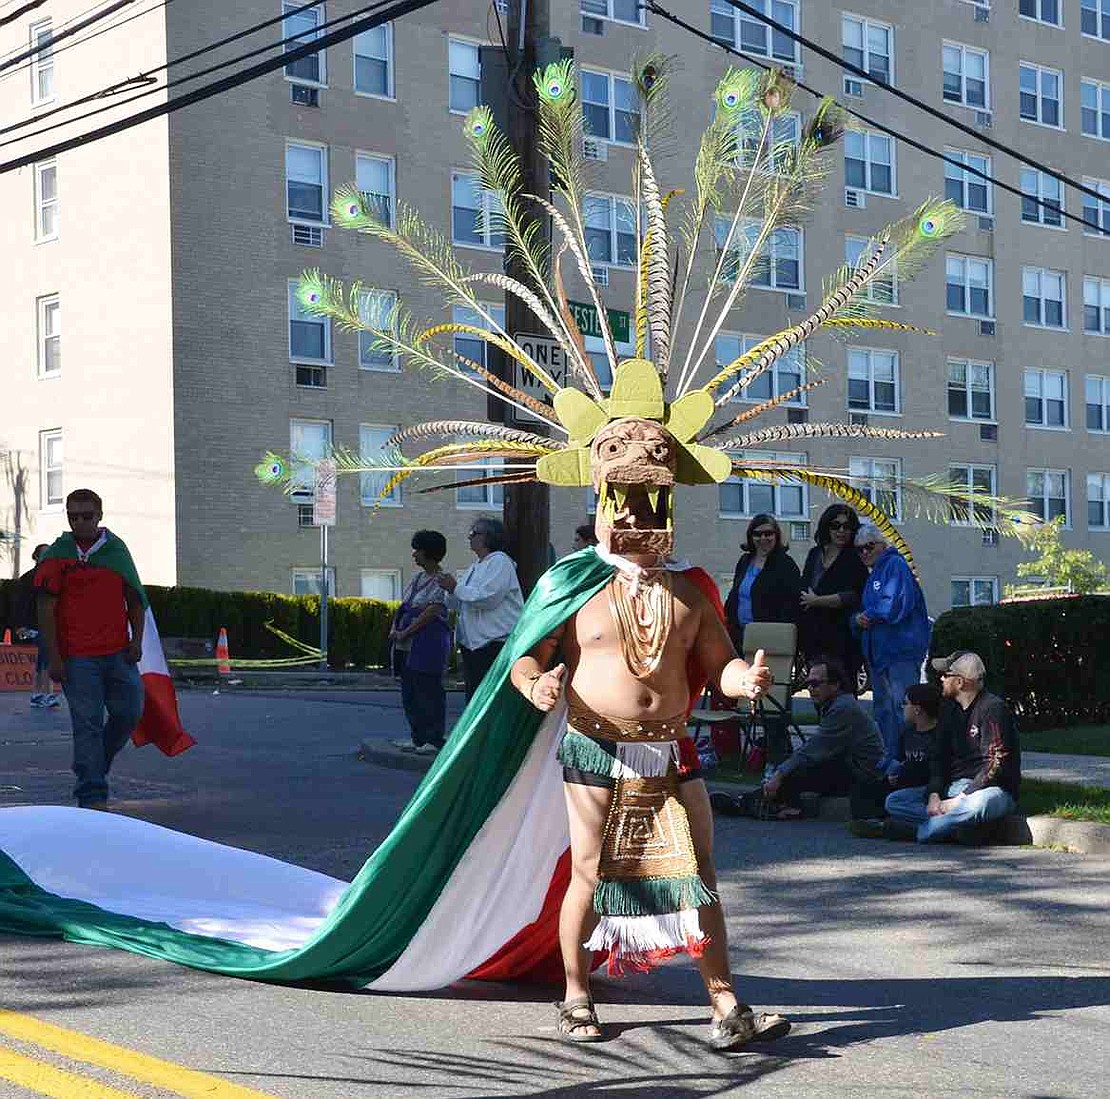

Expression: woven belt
xmin=566 ymin=700 xmax=686 ymax=743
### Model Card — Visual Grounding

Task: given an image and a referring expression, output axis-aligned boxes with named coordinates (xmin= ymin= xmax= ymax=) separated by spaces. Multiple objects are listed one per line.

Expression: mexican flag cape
xmin=0 ymin=550 xmax=720 ymax=990
xmin=37 ymin=531 xmax=195 ymax=757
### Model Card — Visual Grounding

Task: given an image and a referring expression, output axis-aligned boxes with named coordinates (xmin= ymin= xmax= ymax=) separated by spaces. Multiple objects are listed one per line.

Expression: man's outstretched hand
xmin=529 ymin=663 xmax=566 ymax=712
xmin=722 ymin=649 xmax=772 ymax=701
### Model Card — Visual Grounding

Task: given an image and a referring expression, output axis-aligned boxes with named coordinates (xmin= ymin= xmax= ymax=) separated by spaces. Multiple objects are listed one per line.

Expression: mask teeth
xmin=613 ymin=485 xmax=628 ymax=511
xmin=647 ymin=488 xmax=660 ymax=514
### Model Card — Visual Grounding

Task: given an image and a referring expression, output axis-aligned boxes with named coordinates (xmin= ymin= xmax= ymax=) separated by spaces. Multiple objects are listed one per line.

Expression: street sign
xmin=567 ymin=300 xmax=631 ymax=346
xmin=313 ymin=459 xmax=337 ymax=527
xmin=513 ymin=332 xmax=571 ymax=393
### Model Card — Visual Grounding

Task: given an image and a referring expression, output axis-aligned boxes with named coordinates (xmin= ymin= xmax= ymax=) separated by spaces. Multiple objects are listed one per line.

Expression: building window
xmin=288 ymin=280 xmax=331 ymax=363
xmin=451 ymin=171 xmax=503 ymax=249
xmin=848 ymin=348 xmax=899 ymax=414
xmin=1081 ymin=78 xmax=1110 ymax=139
xmin=844 ymin=130 xmax=895 ymax=195
xmin=942 ymin=43 xmax=989 ymax=109
xmin=720 ymin=451 xmax=807 ymax=519
xmin=453 ymin=303 xmax=505 ymax=375
xmin=358 ymin=289 xmax=398 ymax=370
xmin=841 ymin=15 xmax=892 ymax=84
xmin=1089 ymin=473 xmax=1110 ymax=528
xmin=1082 ymin=177 xmax=1110 ymax=236
xmin=39 ymin=430 xmax=62 ymax=509
xmin=948 ymin=463 xmax=996 ymax=525
xmin=716 ymin=220 xmax=803 ymax=291
xmin=584 ymin=194 xmax=636 ymax=267
xmin=710 ymin=0 xmax=799 ymax=65
xmin=1020 ymin=0 xmax=1062 ymax=23
xmin=1027 ymin=469 xmax=1069 ymax=524
xmin=581 ymin=69 xmax=638 ymax=144
xmin=951 ymin=577 xmax=998 ymax=607
xmin=1020 ymin=168 xmax=1063 ymax=227
xmin=354 ymin=23 xmax=393 ymax=97
xmin=457 ymin=458 xmax=505 ymax=508
xmin=581 ymin=0 xmax=646 ymax=26
xmin=1019 ymin=63 xmax=1062 ymax=128
xmin=1025 ymin=368 xmax=1068 ymax=428
xmin=289 ymin=418 xmax=332 ymax=497
xmin=34 ymin=160 xmax=57 ymax=241
xmin=943 ymin=150 xmax=991 ymax=214
xmin=36 ymin=295 xmax=60 ymax=378
xmin=356 ymin=153 xmax=394 ymax=226
xmin=1023 ymin=267 xmax=1066 ymax=329
xmin=1082 ymin=0 xmax=1110 ymax=39
xmin=849 ymin=456 xmax=901 ymax=519
xmin=948 ymin=359 xmax=994 ymax=421
xmin=1084 ymin=277 xmax=1110 ymax=335
xmin=846 ymin=236 xmax=897 ymax=304
xmin=29 ymin=20 xmax=53 ymax=105
xmin=715 ymin=334 xmax=806 ymax=405
xmin=283 ymin=2 xmax=325 ymax=86
xmin=286 ymin=142 xmax=327 ymax=224
xmin=361 ymin=569 xmax=402 ymax=601
xmin=292 ymin=568 xmax=335 ymax=596
xmin=1087 ymin=375 xmax=1110 ymax=431
xmin=449 ymin=38 xmax=480 ymax=114
xmin=359 ymin=424 xmax=402 ymax=507
xmin=733 ymin=110 xmax=800 ymax=172
xmin=946 ymin=254 xmax=992 ymax=318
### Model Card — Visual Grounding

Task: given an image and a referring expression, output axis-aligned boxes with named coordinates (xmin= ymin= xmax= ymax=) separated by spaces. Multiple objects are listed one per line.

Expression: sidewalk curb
xmin=357 ymin=739 xmax=437 ymax=774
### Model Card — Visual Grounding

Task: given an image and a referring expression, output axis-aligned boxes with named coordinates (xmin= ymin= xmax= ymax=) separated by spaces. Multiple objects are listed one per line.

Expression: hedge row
xmin=931 ymin=595 xmax=1110 ymax=730
xmin=0 ymin=579 xmax=397 ymax=669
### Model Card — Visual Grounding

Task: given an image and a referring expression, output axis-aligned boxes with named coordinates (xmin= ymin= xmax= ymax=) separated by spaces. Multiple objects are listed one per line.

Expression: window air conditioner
xmin=786 ymin=293 xmax=806 ymax=310
xmin=845 ymin=188 xmax=866 ymax=208
xmin=582 ymin=137 xmax=608 ymax=162
xmin=843 ymin=77 xmax=864 ymax=97
xmin=975 ymin=110 xmax=993 ymax=128
xmin=291 ymin=84 xmax=319 ymax=107
xmin=849 ymin=412 xmax=870 ymax=426
xmin=982 ymin=527 xmax=1000 ymax=546
xmin=291 ymin=223 xmax=324 ymax=247
xmin=978 ymin=319 xmax=996 ymax=336
xmin=979 ymin=423 xmax=998 ymax=441
xmin=973 ymin=4 xmax=990 ymax=22
xmin=977 ymin=215 xmax=994 ymax=232
xmin=591 ymin=265 xmax=610 ymax=287
xmin=581 ymin=15 xmax=604 ymax=35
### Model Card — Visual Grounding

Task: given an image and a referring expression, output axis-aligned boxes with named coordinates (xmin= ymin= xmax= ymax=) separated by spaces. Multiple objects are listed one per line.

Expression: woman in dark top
xmin=724 ymin=514 xmax=802 ymax=651
xmin=798 ymin=505 xmax=868 ymax=687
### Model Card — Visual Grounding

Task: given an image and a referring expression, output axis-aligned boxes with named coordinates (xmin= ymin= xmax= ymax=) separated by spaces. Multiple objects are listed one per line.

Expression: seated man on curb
xmin=760 ymin=657 xmax=886 ymax=821
xmin=850 ymin=681 xmax=942 ymax=838
xmin=882 ymin=651 xmax=1020 ymax=843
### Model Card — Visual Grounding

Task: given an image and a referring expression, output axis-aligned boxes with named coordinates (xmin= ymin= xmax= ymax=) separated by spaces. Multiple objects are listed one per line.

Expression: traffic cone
xmin=1 ymin=628 xmax=10 ymax=645
xmin=215 ymin=628 xmax=231 ymax=676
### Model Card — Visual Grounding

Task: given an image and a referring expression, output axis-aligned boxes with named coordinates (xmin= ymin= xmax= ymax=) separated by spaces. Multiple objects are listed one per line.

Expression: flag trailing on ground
xmin=37 ymin=531 xmax=194 ymax=757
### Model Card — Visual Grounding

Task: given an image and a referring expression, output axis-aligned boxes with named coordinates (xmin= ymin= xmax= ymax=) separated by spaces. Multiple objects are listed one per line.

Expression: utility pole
xmin=499 ymin=0 xmax=552 ymax=597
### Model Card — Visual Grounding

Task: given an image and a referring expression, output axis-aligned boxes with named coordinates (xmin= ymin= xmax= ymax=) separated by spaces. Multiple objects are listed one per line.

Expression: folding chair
xmin=739 ymin=622 xmax=807 ymax=767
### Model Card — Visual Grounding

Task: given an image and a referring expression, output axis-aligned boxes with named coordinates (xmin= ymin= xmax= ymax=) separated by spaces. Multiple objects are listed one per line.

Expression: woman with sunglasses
xmin=723 ymin=514 xmax=802 ymax=653
xmin=798 ymin=506 xmax=868 ymax=691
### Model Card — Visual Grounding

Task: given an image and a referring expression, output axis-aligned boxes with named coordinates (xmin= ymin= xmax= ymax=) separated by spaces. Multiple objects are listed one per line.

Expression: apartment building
xmin=2 ymin=0 xmax=1109 ymax=615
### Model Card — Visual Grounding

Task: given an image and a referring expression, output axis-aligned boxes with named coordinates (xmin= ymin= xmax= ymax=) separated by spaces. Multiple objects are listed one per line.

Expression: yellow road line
xmin=0 ymin=1045 xmax=144 ymax=1099
xmin=0 ymin=1010 xmax=281 ymax=1099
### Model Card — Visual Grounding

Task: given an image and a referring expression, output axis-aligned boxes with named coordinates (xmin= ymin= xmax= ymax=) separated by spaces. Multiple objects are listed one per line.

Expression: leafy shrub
xmin=931 ymin=596 xmax=1110 ymax=730
xmin=0 ymin=579 xmax=396 ymax=669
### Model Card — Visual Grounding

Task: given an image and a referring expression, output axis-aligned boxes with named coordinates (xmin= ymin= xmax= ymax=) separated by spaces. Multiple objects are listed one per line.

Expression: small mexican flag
xmin=38 ymin=531 xmax=195 ymax=757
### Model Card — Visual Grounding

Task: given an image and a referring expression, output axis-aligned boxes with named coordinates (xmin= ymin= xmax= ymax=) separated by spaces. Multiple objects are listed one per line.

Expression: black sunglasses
xmin=752 ymin=529 xmax=777 ymax=538
xmin=829 ymin=520 xmax=853 ymax=531
xmin=67 ymin=511 xmax=97 ymax=521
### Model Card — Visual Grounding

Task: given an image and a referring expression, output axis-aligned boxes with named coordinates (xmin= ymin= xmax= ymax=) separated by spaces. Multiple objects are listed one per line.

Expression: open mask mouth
xmin=597 ymin=481 xmax=674 ymax=554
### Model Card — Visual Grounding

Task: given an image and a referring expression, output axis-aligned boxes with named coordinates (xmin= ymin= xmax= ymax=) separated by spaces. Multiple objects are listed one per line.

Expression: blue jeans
xmin=886 ymin=779 xmax=1017 ymax=843
xmin=62 ymin=650 xmax=144 ymax=805
xmin=871 ymin=660 xmax=921 ymax=775
xmin=398 ymin=655 xmax=446 ymax=748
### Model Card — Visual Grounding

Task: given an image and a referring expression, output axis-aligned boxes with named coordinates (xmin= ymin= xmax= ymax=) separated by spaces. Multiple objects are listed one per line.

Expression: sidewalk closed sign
xmin=313 ymin=459 xmax=337 ymax=527
xmin=0 ymin=646 xmax=36 ymax=692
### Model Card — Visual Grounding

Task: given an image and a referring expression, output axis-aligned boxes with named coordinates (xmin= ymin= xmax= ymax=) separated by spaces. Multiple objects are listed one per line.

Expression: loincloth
xmin=556 ymin=698 xmax=714 ymax=974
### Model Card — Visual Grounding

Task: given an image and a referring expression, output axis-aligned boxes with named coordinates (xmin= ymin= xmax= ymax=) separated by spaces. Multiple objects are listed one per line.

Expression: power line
xmin=0 ymin=0 xmax=320 ymax=141
xmin=0 ymin=0 xmax=439 ymax=174
xmin=719 ymin=0 xmax=1110 ymax=210
xmin=0 ymin=0 xmax=134 ymax=73
xmin=0 ymin=1 xmax=46 ymax=31
xmin=645 ymin=1 xmax=1108 ymax=236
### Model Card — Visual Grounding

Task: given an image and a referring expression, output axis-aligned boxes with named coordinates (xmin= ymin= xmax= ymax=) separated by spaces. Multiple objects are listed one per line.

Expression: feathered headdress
xmin=258 ymin=59 xmax=1033 ymax=568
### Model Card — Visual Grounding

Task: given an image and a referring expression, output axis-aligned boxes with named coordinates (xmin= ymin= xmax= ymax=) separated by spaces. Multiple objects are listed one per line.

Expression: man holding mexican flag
xmin=35 ymin=488 xmax=194 ymax=810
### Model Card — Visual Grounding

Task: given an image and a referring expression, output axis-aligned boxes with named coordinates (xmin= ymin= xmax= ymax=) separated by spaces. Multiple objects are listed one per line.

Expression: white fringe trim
xmin=584 ymin=908 xmax=704 ymax=954
xmin=609 ymin=740 xmax=680 ymax=779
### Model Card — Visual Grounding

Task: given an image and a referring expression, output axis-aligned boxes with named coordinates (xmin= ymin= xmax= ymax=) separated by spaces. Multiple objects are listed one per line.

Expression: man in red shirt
xmin=35 ymin=489 xmax=146 ymax=810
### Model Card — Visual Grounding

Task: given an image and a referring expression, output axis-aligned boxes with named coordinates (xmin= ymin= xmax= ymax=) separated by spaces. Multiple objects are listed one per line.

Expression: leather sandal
xmin=708 ymin=1004 xmax=791 ymax=1051
xmin=557 ymin=997 xmax=604 ymax=1043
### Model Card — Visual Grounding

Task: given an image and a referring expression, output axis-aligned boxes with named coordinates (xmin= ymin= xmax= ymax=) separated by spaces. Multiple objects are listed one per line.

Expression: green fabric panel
xmin=39 ymin=532 xmax=149 ymax=608
xmin=593 ymin=876 xmax=716 ymax=917
xmin=556 ymin=730 xmax=616 ymax=778
xmin=0 ymin=551 xmax=616 ymax=983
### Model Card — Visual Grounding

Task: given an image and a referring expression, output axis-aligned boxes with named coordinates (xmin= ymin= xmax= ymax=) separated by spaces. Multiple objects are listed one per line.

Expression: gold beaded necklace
xmin=607 ymin=569 xmax=674 ymax=680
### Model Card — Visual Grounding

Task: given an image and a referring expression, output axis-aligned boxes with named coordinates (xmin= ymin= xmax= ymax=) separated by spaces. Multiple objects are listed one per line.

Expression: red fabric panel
xmin=35 ymin=560 xmax=129 ymax=658
xmin=132 ymin=673 xmax=196 ymax=757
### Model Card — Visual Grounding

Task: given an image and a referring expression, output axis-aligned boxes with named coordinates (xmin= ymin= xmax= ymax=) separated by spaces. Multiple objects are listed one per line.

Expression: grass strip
xmin=1019 ymin=778 xmax=1110 ymax=825
xmin=1021 ymin=725 xmax=1110 ymax=757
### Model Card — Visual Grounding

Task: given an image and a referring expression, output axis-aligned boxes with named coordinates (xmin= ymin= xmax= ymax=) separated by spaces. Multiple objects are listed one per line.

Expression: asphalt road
xmin=0 ymin=688 xmax=1108 ymax=1098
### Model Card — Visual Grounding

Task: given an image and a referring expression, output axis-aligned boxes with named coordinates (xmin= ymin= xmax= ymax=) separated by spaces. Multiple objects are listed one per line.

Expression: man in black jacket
xmin=11 ymin=544 xmax=57 ymax=708
xmin=885 ymin=651 xmax=1020 ymax=842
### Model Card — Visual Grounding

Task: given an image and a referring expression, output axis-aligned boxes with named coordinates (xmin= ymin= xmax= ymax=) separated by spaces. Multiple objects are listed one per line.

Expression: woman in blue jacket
xmin=853 ymin=522 xmax=930 ymax=775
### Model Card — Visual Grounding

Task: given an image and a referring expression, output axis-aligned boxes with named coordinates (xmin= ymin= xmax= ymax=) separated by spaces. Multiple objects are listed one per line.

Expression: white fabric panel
xmin=370 ymin=700 xmax=571 ymax=991
xmin=137 ymin=608 xmax=170 ymax=678
xmin=0 ymin=806 xmax=346 ymax=951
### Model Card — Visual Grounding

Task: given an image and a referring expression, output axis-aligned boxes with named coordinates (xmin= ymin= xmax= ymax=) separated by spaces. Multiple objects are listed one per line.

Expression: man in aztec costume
xmin=0 ymin=60 xmax=1027 ymax=1049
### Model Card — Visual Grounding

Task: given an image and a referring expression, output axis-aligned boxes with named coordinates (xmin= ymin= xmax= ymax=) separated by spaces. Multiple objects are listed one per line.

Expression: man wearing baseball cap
xmin=884 ymin=650 xmax=1020 ymax=843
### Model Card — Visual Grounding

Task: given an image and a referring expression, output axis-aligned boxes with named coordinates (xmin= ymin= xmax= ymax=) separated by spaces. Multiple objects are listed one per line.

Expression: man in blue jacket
xmin=852 ymin=523 xmax=930 ymax=776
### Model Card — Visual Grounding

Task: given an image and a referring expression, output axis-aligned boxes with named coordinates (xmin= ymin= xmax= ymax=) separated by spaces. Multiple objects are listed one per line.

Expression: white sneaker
xmin=29 ymin=694 xmax=45 ymax=708
xmin=414 ymin=743 xmax=439 ymax=755
xmin=389 ymin=738 xmax=417 ymax=752
xmin=44 ymin=694 xmax=61 ymax=708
